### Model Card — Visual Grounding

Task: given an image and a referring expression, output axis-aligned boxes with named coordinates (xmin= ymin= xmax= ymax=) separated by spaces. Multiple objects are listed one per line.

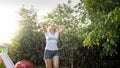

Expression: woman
xmin=42 ymin=23 xmax=65 ymax=68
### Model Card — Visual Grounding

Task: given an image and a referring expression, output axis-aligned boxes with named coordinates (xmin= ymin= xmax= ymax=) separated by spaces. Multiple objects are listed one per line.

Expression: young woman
xmin=42 ymin=23 xmax=65 ymax=68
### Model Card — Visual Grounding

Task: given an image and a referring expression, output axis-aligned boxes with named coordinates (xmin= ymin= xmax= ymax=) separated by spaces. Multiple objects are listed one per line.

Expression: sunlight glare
xmin=0 ymin=6 xmax=18 ymax=44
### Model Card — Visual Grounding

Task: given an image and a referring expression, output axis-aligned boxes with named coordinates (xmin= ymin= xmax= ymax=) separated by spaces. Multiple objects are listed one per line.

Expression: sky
xmin=0 ymin=0 xmax=79 ymax=43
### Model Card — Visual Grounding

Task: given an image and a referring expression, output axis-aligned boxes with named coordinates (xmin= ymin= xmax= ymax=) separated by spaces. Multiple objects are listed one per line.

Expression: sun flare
xmin=0 ymin=6 xmax=18 ymax=44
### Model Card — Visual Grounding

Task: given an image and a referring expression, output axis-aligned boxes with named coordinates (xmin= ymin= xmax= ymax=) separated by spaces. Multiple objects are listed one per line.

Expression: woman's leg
xmin=53 ymin=56 xmax=59 ymax=68
xmin=44 ymin=59 xmax=52 ymax=68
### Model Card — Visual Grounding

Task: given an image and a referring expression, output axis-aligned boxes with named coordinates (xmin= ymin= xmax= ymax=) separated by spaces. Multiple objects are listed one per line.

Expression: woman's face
xmin=48 ymin=24 xmax=56 ymax=31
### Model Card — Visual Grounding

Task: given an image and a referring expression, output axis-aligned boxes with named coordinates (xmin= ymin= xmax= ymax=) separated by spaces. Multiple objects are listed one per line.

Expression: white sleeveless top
xmin=45 ymin=31 xmax=59 ymax=50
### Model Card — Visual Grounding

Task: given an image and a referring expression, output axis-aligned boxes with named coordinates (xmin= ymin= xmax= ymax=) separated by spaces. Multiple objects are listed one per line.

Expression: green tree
xmin=8 ymin=0 xmax=120 ymax=67
xmin=80 ymin=0 xmax=120 ymax=57
xmin=9 ymin=6 xmax=45 ymax=66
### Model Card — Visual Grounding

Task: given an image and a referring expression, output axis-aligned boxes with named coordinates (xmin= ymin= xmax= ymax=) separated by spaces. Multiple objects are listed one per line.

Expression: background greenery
xmin=6 ymin=0 xmax=120 ymax=68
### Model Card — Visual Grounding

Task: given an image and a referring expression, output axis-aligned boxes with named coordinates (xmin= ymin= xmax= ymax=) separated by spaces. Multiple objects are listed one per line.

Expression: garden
xmin=1 ymin=0 xmax=120 ymax=68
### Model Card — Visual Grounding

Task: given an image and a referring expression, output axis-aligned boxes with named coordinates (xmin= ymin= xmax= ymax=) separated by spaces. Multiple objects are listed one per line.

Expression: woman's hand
xmin=58 ymin=25 xmax=65 ymax=35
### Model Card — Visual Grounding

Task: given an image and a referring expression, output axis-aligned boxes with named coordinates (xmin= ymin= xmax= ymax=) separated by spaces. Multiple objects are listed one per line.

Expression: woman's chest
xmin=46 ymin=32 xmax=58 ymax=40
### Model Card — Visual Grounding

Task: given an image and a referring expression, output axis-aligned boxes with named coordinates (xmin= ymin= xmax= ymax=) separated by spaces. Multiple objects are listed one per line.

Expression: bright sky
xmin=0 ymin=0 xmax=78 ymax=44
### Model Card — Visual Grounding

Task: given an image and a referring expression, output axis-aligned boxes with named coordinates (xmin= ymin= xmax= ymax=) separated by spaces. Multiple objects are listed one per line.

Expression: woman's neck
xmin=49 ymin=30 xmax=55 ymax=34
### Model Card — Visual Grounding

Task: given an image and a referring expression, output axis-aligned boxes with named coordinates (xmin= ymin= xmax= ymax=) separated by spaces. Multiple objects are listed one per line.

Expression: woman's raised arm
xmin=42 ymin=23 xmax=48 ymax=33
xmin=57 ymin=25 xmax=65 ymax=35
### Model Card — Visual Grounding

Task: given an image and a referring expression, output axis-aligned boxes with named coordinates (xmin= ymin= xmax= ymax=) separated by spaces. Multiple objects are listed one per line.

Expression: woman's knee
xmin=54 ymin=64 xmax=59 ymax=68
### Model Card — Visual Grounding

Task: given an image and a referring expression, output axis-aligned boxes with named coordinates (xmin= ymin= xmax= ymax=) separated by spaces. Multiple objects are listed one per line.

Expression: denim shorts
xmin=44 ymin=50 xmax=60 ymax=59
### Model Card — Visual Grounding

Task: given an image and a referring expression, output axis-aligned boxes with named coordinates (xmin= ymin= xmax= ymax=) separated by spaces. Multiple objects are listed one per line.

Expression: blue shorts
xmin=44 ymin=50 xmax=60 ymax=59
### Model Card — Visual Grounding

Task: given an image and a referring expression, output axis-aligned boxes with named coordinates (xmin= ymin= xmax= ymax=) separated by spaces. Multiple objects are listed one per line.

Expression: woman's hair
xmin=47 ymin=23 xmax=57 ymax=32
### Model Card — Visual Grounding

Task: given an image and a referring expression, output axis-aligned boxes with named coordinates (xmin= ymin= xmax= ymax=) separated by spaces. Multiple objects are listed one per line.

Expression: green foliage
xmin=7 ymin=0 xmax=120 ymax=67
xmin=9 ymin=6 xmax=45 ymax=65
xmin=80 ymin=0 xmax=120 ymax=57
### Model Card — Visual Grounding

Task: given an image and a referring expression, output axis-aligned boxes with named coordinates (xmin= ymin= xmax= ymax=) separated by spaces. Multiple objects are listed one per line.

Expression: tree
xmin=9 ymin=6 xmax=45 ymax=66
xmin=8 ymin=0 xmax=120 ymax=67
xmin=78 ymin=0 xmax=120 ymax=57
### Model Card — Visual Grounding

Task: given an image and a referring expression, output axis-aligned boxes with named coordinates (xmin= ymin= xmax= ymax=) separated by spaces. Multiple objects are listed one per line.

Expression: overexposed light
xmin=0 ymin=0 xmax=78 ymax=44
xmin=0 ymin=6 xmax=18 ymax=43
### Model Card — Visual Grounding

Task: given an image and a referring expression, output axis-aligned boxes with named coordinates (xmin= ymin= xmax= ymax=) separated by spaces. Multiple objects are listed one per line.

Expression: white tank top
xmin=45 ymin=31 xmax=59 ymax=50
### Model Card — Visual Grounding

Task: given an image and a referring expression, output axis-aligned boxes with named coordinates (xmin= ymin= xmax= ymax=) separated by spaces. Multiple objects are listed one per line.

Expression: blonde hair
xmin=47 ymin=23 xmax=57 ymax=32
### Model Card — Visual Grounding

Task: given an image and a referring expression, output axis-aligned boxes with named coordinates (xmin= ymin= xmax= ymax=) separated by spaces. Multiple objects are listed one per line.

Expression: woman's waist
xmin=45 ymin=45 xmax=58 ymax=50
